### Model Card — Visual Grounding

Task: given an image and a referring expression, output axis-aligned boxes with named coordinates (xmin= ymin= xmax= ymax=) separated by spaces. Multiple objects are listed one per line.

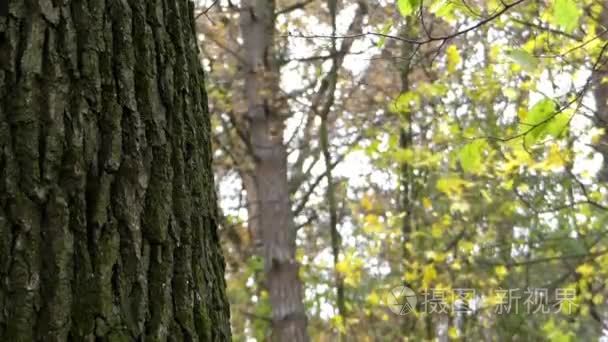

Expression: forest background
xmin=196 ymin=0 xmax=608 ymax=340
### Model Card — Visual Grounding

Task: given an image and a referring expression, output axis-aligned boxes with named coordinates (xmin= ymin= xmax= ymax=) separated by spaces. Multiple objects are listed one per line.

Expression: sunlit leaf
xmin=449 ymin=327 xmax=459 ymax=339
xmin=576 ymin=263 xmax=594 ymax=277
xmin=366 ymin=292 xmax=381 ymax=306
xmin=394 ymin=148 xmax=415 ymax=164
xmin=593 ymin=294 xmax=604 ymax=305
xmin=390 ymin=91 xmax=420 ymax=113
xmin=436 ymin=177 xmax=473 ymax=197
xmin=543 ymin=319 xmax=575 ymax=341
xmin=336 ymin=260 xmax=350 ymax=275
xmin=397 ymin=0 xmax=420 ymax=17
xmin=527 ymin=99 xmax=557 ymax=125
xmin=494 ymin=265 xmax=508 ymax=279
xmin=446 ymin=44 xmax=461 ymax=73
xmin=422 ymin=197 xmax=432 ymax=210
xmin=545 ymin=111 xmax=570 ymax=137
xmin=553 ymin=0 xmax=580 ymax=33
xmin=522 ymin=99 xmax=560 ymax=145
xmin=430 ymin=0 xmax=455 ymax=21
xmin=422 ymin=264 xmax=437 ymax=287
xmin=458 ymin=139 xmax=487 ymax=174
xmin=363 ymin=214 xmax=384 ymax=234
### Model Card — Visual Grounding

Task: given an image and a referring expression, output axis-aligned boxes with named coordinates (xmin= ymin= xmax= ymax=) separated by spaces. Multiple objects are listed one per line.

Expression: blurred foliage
xmin=198 ymin=0 xmax=608 ymax=339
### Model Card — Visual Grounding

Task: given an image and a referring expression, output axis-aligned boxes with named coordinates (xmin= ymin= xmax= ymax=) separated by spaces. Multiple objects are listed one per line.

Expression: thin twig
xmin=195 ymin=0 xmax=220 ymax=21
xmin=286 ymin=0 xmax=527 ymax=46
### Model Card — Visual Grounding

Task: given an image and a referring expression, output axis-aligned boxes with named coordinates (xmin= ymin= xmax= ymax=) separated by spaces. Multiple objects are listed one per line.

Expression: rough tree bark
xmin=238 ymin=0 xmax=309 ymax=340
xmin=0 ymin=0 xmax=230 ymax=340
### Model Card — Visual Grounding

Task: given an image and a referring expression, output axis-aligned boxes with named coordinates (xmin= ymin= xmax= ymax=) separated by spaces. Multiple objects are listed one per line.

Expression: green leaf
xmin=505 ymin=49 xmax=539 ymax=72
xmin=431 ymin=0 xmax=455 ymax=21
xmin=390 ymin=91 xmax=419 ymax=113
xmin=458 ymin=140 xmax=487 ymax=174
xmin=395 ymin=148 xmax=414 ymax=164
xmin=522 ymin=99 xmax=569 ymax=145
xmin=397 ymin=0 xmax=420 ymax=17
xmin=553 ymin=0 xmax=580 ymax=33
xmin=545 ymin=111 xmax=570 ymax=137
xmin=526 ymin=99 xmax=557 ymax=125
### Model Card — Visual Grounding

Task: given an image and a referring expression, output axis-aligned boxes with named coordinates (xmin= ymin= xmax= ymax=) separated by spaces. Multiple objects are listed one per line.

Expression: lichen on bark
xmin=0 ymin=0 xmax=231 ymax=340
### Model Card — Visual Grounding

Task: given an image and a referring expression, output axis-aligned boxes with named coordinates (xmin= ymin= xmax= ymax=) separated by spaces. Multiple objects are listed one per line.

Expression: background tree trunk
xmin=0 ymin=0 xmax=231 ymax=340
xmin=594 ymin=1 xmax=608 ymax=182
xmin=239 ymin=0 xmax=309 ymax=339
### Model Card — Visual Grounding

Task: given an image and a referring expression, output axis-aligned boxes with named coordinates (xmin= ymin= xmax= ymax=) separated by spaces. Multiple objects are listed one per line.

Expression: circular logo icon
xmin=386 ymin=286 xmax=417 ymax=315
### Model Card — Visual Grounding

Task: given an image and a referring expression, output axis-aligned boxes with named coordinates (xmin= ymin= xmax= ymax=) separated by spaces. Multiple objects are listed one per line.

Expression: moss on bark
xmin=0 ymin=0 xmax=231 ymax=340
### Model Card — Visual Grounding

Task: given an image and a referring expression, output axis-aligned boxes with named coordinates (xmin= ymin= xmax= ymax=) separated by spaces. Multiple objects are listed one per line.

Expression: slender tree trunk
xmin=593 ymin=2 xmax=608 ymax=182
xmin=323 ymin=1 xmax=346 ymax=339
xmin=321 ymin=116 xmax=346 ymax=339
xmin=239 ymin=0 xmax=309 ymax=340
xmin=395 ymin=20 xmax=419 ymax=338
xmin=0 ymin=1 xmax=230 ymax=340
xmin=398 ymin=26 xmax=414 ymax=270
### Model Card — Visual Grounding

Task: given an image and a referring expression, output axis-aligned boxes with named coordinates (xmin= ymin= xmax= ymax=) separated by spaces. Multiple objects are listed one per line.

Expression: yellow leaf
xmin=422 ymin=197 xmax=433 ymax=210
xmin=500 ymin=142 xmax=534 ymax=175
xmin=361 ymin=195 xmax=374 ymax=211
xmin=448 ymin=327 xmax=459 ymax=339
xmin=422 ymin=264 xmax=437 ymax=287
xmin=337 ymin=253 xmax=364 ymax=287
xmin=446 ymin=45 xmax=461 ymax=73
xmin=331 ymin=315 xmax=346 ymax=332
xmin=363 ymin=214 xmax=384 ymax=234
xmin=591 ymin=128 xmax=605 ymax=145
xmin=495 ymin=265 xmax=508 ymax=279
xmin=576 ymin=263 xmax=594 ymax=277
xmin=436 ymin=177 xmax=473 ymax=198
xmin=459 ymin=241 xmax=475 ymax=253
xmin=366 ymin=292 xmax=381 ymax=306
xmin=593 ymin=294 xmax=604 ymax=305
xmin=336 ymin=260 xmax=350 ymax=275
xmin=404 ymin=270 xmax=418 ymax=282
xmin=533 ymin=144 xmax=568 ymax=171
xmin=431 ymin=223 xmax=443 ymax=238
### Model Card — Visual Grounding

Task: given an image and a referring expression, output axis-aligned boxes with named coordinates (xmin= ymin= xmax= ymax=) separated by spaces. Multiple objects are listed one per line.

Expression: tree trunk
xmin=395 ymin=19 xmax=419 ymax=338
xmin=324 ymin=1 xmax=346 ymax=338
xmin=0 ymin=1 xmax=231 ymax=341
xmin=594 ymin=2 xmax=608 ymax=182
xmin=239 ymin=0 xmax=309 ymax=340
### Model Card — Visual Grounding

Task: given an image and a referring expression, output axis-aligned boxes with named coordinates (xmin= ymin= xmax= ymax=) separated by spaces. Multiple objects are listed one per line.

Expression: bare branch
xmin=276 ymin=0 xmax=316 ymax=15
